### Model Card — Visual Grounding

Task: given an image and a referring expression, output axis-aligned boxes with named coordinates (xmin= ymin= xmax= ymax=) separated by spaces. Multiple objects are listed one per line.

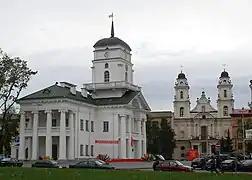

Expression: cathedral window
xmin=105 ymin=63 xmax=109 ymax=68
xmin=125 ymin=72 xmax=128 ymax=81
xmin=180 ymin=91 xmax=184 ymax=99
xmin=125 ymin=64 xmax=128 ymax=71
xmin=224 ymin=90 xmax=227 ymax=97
xmin=180 ymin=107 xmax=184 ymax=117
xmin=202 ymin=106 xmax=205 ymax=113
xmin=223 ymin=106 xmax=228 ymax=116
xmin=180 ymin=131 xmax=184 ymax=139
xmin=104 ymin=71 xmax=110 ymax=82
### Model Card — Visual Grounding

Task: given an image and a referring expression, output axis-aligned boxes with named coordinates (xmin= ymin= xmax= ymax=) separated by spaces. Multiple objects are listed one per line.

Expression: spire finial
xmin=222 ymin=64 xmax=226 ymax=71
xmin=109 ymin=13 xmax=114 ymax=37
xmin=180 ymin=64 xmax=184 ymax=73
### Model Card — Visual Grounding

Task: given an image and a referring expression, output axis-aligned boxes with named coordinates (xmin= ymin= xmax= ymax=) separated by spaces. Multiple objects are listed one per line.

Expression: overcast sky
xmin=1 ymin=0 xmax=252 ymax=111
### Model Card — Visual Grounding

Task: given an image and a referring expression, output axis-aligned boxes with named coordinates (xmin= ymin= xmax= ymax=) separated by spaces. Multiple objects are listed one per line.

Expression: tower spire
xmin=180 ymin=64 xmax=184 ymax=73
xmin=109 ymin=13 xmax=114 ymax=37
xmin=222 ymin=64 xmax=226 ymax=71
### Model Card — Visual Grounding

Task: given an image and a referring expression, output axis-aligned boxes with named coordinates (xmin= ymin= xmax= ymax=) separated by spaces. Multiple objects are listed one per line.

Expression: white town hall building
xmin=15 ymin=20 xmax=150 ymax=160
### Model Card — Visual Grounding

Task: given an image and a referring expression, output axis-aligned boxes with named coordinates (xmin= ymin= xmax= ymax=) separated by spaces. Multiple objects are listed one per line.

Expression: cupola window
xmin=104 ymin=71 xmax=110 ymax=82
xmin=105 ymin=63 xmax=109 ymax=68
xmin=223 ymin=106 xmax=228 ymax=116
xmin=125 ymin=72 xmax=128 ymax=82
xmin=180 ymin=91 xmax=184 ymax=99
xmin=180 ymin=107 xmax=184 ymax=117
xmin=224 ymin=90 xmax=227 ymax=98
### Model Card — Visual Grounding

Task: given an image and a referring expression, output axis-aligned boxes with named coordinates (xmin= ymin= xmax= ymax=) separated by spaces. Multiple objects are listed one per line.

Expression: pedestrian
xmin=210 ymin=156 xmax=220 ymax=174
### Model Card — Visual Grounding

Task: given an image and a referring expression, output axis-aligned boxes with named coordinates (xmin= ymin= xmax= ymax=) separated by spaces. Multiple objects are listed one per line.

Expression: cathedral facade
xmin=172 ymin=70 xmax=234 ymax=159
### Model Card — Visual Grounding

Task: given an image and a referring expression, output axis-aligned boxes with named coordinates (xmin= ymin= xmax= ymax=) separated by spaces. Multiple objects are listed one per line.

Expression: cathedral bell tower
xmin=173 ymin=71 xmax=191 ymax=118
xmin=217 ymin=70 xmax=234 ymax=118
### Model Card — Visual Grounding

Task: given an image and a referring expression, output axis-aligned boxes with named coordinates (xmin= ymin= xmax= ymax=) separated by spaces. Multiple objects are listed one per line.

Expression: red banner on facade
xmin=187 ymin=149 xmax=199 ymax=161
xmin=95 ymin=140 xmax=119 ymax=144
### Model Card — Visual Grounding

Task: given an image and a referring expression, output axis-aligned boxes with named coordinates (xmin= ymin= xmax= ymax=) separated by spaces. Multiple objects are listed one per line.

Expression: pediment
xmin=129 ymin=92 xmax=151 ymax=111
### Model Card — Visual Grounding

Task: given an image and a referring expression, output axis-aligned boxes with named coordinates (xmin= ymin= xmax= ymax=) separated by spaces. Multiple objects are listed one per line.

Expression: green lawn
xmin=0 ymin=168 xmax=251 ymax=180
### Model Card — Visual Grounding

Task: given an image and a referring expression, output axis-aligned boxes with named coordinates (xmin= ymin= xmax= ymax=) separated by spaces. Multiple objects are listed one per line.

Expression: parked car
xmin=153 ymin=160 xmax=193 ymax=172
xmin=191 ymin=158 xmax=207 ymax=169
xmin=0 ymin=158 xmax=23 ymax=167
xmin=69 ymin=160 xmax=115 ymax=169
xmin=240 ymin=159 xmax=252 ymax=172
xmin=221 ymin=159 xmax=242 ymax=171
xmin=31 ymin=160 xmax=63 ymax=168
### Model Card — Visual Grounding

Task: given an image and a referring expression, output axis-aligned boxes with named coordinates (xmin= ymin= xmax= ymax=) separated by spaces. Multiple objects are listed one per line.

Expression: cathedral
xmin=172 ymin=70 xmax=234 ymax=159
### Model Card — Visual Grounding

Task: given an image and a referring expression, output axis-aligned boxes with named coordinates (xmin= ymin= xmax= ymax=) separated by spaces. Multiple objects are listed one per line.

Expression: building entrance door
xmin=52 ymin=145 xmax=57 ymax=160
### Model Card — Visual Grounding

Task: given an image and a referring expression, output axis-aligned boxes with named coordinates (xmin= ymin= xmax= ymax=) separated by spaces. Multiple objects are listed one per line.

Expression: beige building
xmin=147 ymin=111 xmax=173 ymax=127
xmin=173 ymin=70 xmax=234 ymax=159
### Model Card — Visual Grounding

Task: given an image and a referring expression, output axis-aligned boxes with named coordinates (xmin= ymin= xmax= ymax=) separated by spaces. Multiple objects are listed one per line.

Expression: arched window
xmin=180 ymin=91 xmax=184 ymax=99
xmin=125 ymin=72 xmax=128 ymax=81
xmin=224 ymin=90 xmax=227 ymax=97
xmin=104 ymin=71 xmax=110 ymax=82
xmin=105 ymin=63 xmax=109 ymax=68
xmin=180 ymin=131 xmax=184 ymax=139
xmin=223 ymin=106 xmax=228 ymax=116
xmin=180 ymin=107 xmax=184 ymax=117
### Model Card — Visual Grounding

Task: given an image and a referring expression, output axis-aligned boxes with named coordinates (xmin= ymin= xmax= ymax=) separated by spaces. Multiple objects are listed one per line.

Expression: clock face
xmin=104 ymin=51 xmax=109 ymax=58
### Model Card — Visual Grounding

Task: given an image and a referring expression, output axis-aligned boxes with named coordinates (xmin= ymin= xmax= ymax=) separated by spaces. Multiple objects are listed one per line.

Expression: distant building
xmin=230 ymin=108 xmax=252 ymax=152
xmin=147 ymin=111 xmax=173 ymax=127
xmin=173 ymin=70 xmax=234 ymax=159
xmin=15 ymin=19 xmax=150 ymax=160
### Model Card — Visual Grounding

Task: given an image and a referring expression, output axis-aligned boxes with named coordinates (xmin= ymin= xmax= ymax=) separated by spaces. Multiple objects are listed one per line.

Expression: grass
xmin=0 ymin=168 xmax=252 ymax=180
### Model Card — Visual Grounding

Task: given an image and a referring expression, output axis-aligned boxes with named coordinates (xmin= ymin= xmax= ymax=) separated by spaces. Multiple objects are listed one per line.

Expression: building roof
xmin=17 ymin=84 xmax=140 ymax=106
xmin=220 ymin=70 xmax=229 ymax=78
xmin=93 ymin=21 xmax=131 ymax=51
xmin=177 ymin=72 xmax=186 ymax=79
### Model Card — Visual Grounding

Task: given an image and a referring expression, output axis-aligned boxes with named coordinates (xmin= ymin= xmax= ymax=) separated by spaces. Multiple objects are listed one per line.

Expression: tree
xmin=224 ymin=129 xmax=233 ymax=153
xmin=159 ymin=119 xmax=176 ymax=159
xmin=146 ymin=120 xmax=160 ymax=154
xmin=0 ymin=49 xmax=37 ymax=154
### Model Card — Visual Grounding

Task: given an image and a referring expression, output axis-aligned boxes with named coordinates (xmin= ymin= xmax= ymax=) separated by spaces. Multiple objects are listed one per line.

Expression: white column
xmin=198 ymin=124 xmax=201 ymax=139
xmin=69 ymin=111 xmax=75 ymax=160
xmin=45 ymin=110 xmax=52 ymax=158
xmin=194 ymin=123 xmax=196 ymax=138
xmin=208 ymin=125 xmax=211 ymax=139
xmin=213 ymin=123 xmax=215 ymax=138
xmin=18 ymin=112 xmax=26 ymax=160
xmin=188 ymin=122 xmax=191 ymax=139
xmin=59 ymin=109 xmax=67 ymax=160
xmin=31 ymin=111 xmax=38 ymax=160
xmin=120 ymin=115 xmax=126 ymax=158
xmin=143 ymin=119 xmax=147 ymax=155
xmin=27 ymin=137 xmax=32 ymax=160
xmin=127 ymin=116 xmax=132 ymax=158
xmin=137 ymin=120 xmax=142 ymax=158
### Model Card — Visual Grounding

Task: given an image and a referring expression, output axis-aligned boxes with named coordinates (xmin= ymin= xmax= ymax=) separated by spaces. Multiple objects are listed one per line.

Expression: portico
xmin=19 ymin=109 xmax=75 ymax=160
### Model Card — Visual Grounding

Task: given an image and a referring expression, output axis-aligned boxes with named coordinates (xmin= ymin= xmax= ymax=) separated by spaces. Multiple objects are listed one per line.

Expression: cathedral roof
xmin=220 ymin=70 xmax=229 ymax=78
xmin=17 ymin=84 xmax=145 ymax=107
xmin=177 ymin=72 xmax=186 ymax=79
xmin=93 ymin=20 xmax=131 ymax=51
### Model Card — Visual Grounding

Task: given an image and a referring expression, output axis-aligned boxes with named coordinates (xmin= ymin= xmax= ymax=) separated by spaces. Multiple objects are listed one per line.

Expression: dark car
xmin=153 ymin=160 xmax=193 ymax=172
xmin=0 ymin=158 xmax=23 ymax=167
xmin=31 ymin=160 xmax=62 ymax=168
xmin=191 ymin=158 xmax=207 ymax=169
xmin=240 ymin=159 xmax=252 ymax=172
xmin=69 ymin=160 xmax=115 ymax=169
xmin=221 ymin=159 xmax=242 ymax=171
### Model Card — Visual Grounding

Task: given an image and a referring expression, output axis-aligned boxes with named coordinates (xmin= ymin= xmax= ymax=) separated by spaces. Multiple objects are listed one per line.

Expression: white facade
xmin=14 ymin=21 xmax=150 ymax=160
xmin=172 ymin=71 xmax=234 ymax=159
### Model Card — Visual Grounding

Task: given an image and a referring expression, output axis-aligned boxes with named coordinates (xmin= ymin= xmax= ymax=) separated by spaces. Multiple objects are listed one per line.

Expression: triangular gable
xmin=129 ymin=92 xmax=151 ymax=111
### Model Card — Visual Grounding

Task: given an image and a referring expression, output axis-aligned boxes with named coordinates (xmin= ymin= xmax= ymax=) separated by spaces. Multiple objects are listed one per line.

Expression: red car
xmin=153 ymin=160 xmax=193 ymax=172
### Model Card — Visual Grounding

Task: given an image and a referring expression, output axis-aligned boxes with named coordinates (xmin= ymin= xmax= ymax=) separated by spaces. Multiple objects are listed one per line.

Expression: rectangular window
xmin=85 ymin=145 xmax=89 ymax=156
xmin=66 ymin=118 xmax=69 ymax=127
xmin=238 ymin=143 xmax=243 ymax=150
xmin=52 ymin=119 xmax=57 ymax=127
xmin=86 ymin=120 xmax=89 ymax=131
xmin=91 ymin=121 xmax=94 ymax=132
xmin=103 ymin=121 xmax=109 ymax=132
xmin=80 ymin=119 xmax=84 ymax=131
xmin=80 ymin=144 xmax=84 ymax=156
xmin=91 ymin=145 xmax=94 ymax=156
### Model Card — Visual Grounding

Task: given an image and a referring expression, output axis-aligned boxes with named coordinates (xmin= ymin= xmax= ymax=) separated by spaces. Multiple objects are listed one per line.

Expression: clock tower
xmin=92 ymin=18 xmax=134 ymax=84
